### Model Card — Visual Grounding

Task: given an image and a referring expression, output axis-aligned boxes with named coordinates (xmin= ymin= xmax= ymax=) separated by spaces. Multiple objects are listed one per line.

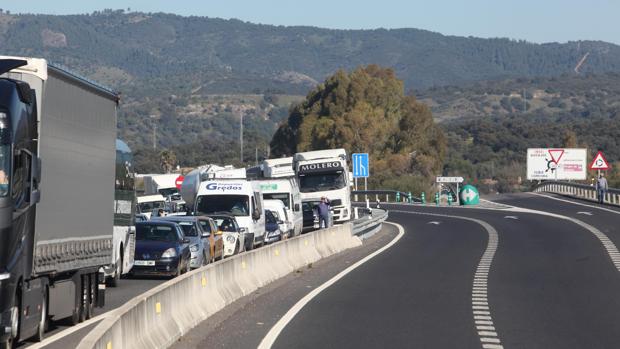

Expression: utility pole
xmin=239 ymin=112 xmax=244 ymax=163
xmin=150 ymin=115 xmax=157 ymax=151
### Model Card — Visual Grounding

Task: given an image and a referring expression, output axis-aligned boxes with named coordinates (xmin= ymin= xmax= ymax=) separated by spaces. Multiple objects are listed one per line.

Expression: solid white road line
xmin=529 ymin=192 xmax=620 ymax=215
xmin=389 ymin=210 xmax=504 ymax=349
xmin=25 ymin=313 xmax=107 ymax=349
xmin=510 ymin=206 xmax=620 ymax=273
xmin=257 ymin=222 xmax=406 ymax=349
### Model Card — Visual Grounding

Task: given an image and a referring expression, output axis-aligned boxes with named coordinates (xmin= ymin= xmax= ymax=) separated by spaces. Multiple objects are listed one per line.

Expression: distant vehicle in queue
xmin=264 ymin=210 xmax=285 ymax=244
xmin=207 ymin=215 xmax=247 ymax=257
xmin=181 ymin=165 xmax=266 ymax=249
xmin=196 ymin=216 xmax=226 ymax=262
xmin=302 ymin=201 xmax=319 ymax=232
xmin=132 ymin=221 xmax=191 ymax=277
xmin=263 ymin=199 xmax=292 ymax=237
xmin=152 ymin=216 xmax=223 ymax=268
xmin=136 ymin=194 xmax=166 ymax=219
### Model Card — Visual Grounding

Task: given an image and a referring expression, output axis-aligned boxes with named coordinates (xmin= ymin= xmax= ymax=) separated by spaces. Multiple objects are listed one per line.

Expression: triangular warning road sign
xmin=548 ymin=149 xmax=564 ymax=164
xmin=589 ymin=151 xmax=610 ymax=170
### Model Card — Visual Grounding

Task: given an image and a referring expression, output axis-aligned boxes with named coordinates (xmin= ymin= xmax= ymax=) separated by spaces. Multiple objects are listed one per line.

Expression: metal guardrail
xmin=351 ymin=208 xmax=388 ymax=238
xmin=534 ymin=181 xmax=620 ymax=206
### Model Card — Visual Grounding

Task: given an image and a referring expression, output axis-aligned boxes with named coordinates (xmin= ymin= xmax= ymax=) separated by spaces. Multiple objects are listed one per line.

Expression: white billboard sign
xmin=436 ymin=176 xmax=464 ymax=183
xmin=527 ymin=148 xmax=587 ymax=180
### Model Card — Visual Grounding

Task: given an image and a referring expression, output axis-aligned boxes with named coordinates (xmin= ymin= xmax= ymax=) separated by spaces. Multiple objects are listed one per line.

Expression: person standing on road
xmin=317 ymin=196 xmax=331 ymax=229
xmin=596 ymin=173 xmax=608 ymax=204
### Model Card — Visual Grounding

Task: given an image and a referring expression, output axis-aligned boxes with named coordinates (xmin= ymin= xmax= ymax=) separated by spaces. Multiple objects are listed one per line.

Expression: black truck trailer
xmin=0 ymin=56 xmax=118 ymax=347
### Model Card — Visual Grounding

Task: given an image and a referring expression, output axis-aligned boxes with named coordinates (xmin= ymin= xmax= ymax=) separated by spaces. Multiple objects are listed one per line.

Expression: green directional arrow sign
xmin=460 ymin=185 xmax=479 ymax=205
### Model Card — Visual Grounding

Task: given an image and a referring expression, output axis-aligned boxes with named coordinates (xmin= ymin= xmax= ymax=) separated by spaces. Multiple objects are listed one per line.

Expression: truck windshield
xmin=299 ymin=173 xmax=345 ymax=193
xmin=263 ymin=193 xmax=290 ymax=208
xmin=0 ymin=144 xmax=9 ymax=197
xmin=138 ymin=201 xmax=165 ymax=212
xmin=159 ymin=188 xmax=179 ymax=197
xmin=195 ymin=195 xmax=250 ymax=216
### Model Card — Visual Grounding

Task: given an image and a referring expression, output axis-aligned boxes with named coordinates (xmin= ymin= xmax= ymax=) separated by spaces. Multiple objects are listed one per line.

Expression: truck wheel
xmin=79 ymin=276 xmax=88 ymax=323
xmin=3 ymin=291 xmax=20 ymax=349
xmin=85 ymin=274 xmax=95 ymax=320
xmin=109 ymin=247 xmax=123 ymax=287
xmin=33 ymin=287 xmax=48 ymax=342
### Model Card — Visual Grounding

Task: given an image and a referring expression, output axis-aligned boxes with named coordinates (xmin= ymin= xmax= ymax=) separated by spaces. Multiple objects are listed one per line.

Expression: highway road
xmin=23 ymin=193 xmax=620 ymax=348
xmin=173 ymin=194 xmax=620 ymax=349
xmin=20 ymin=277 xmax=169 ymax=349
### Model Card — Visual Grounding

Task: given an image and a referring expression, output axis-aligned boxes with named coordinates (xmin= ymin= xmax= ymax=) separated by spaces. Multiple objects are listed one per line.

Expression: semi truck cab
xmin=294 ymin=149 xmax=352 ymax=223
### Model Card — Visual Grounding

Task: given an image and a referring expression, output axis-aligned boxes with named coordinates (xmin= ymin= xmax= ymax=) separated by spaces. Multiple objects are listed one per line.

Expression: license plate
xmin=134 ymin=260 xmax=155 ymax=266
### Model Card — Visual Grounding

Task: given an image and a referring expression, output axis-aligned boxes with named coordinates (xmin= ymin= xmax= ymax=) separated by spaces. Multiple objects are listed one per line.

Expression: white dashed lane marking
xmin=390 ymin=210 xmax=504 ymax=349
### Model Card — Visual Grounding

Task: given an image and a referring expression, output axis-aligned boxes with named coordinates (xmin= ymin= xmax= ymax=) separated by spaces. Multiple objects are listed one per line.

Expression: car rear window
xmin=136 ymin=224 xmax=178 ymax=242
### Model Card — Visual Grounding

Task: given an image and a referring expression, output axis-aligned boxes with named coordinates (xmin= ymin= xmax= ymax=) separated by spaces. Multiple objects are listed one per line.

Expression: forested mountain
xmin=2 ymin=9 xmax=619 ymax=189
xmin=433 ymin=73 xmax=620 ymax=191
xmin=2 ymin=9 xmax=620 ymax=93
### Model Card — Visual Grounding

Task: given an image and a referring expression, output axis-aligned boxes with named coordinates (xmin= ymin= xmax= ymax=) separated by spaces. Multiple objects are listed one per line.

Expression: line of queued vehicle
xmin=130 ymin=208 xmax=290 ymax=278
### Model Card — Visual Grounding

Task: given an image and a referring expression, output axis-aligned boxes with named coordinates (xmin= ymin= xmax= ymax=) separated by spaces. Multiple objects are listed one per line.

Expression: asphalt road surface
xmin=20 ymin=276 xmax=169 ymax=349
xmin=176 ymin=195 xmax=620 ymax=349
xmin=24 ymin=193 xmax=620 ymax=348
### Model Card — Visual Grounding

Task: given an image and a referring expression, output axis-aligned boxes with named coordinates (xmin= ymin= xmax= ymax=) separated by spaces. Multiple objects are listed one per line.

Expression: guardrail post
xmin=385 ymin=194 xmax=389 ymax=202
xmin=354 ymin=193 xmax=358 ymax=202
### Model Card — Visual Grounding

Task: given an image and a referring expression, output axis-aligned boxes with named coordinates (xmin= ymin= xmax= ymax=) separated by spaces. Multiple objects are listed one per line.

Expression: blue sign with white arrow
xmin=352 ymin=153 xmax=369 ymax=178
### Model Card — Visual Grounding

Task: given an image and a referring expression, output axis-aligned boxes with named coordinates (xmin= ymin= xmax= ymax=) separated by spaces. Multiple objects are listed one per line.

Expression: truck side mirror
xmin=294 ymin=204 xmax=300 ymax=212
xmin=252 ymin=209 xmax=261 ymax=220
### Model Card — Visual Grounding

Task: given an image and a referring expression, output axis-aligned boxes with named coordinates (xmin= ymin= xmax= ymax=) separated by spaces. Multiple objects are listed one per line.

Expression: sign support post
xmin=352 ymin=153 xmax=369 ymax=192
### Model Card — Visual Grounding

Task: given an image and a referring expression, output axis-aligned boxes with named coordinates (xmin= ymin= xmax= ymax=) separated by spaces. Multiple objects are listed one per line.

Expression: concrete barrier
xmin=77 ymin=223 xmax=361 ymax=349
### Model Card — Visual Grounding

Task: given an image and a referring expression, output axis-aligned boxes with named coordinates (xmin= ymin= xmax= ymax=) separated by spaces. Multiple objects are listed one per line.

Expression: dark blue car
xmin=264 ymin=210 xmax=284 ymax=244
xmin=132 ymin=221 xmax=191 ymax=277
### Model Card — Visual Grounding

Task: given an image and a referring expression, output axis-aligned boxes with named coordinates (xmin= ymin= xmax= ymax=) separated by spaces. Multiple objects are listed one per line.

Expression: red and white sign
xmin=527 ymin=148 xmax=587 ymax=180
xmin=175 ymin=175 xmax=185 ymax=189
xmin=589 ymin=151 xmax=610 ymax=170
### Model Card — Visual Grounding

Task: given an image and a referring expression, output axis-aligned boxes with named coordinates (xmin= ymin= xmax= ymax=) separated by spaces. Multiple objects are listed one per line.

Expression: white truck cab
xmin=181 ymin=165 xmax=266 ymax=248
xmin=255 ymin=158 xmax=303 ymax=236
xmin=293 ymin=149 xmax=352 ymax=223
xmin=136 ymin=194 xmax=166 ymax=219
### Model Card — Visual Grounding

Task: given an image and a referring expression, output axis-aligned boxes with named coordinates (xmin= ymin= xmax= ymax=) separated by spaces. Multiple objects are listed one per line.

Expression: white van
xmin=258 ymin=179 xmax=303 ymax=236
xmin=136 ymin=194 xmax=166 ymax=219
xmin=263 ymin=199 xmax=290 ymax=236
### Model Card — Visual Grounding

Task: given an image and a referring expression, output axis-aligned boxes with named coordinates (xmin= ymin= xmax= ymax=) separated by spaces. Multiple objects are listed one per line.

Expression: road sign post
xmin=175 ymin=175 xmax=185 ymax=190
xmin=352 ymin=153 xmax=369 ymax=192
xmin=589 ymin=151 xmax=611 ymax=173
xmin=435 ymin=192 xmax=439 ymax=206
xmin=421 ymin=192 xmax=426 ymax=205
xmin=396 ymin=192 xmax=400 ymax=202
xmin=408 ymin=192 xmax=412 ymax=203
xmin=460 ymin=185 xmax=480 ymax=205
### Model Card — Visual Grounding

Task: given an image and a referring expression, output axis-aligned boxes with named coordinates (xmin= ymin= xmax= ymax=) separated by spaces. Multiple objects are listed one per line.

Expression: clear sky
xmin=3 ymin=0 xmax=619 ymax=45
